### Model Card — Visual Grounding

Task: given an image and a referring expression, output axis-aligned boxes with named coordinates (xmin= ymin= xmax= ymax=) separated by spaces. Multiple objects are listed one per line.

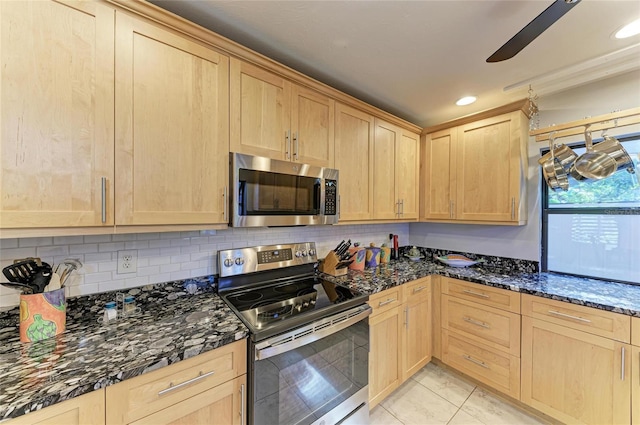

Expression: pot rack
xmin=530 ymin=107 xmax=640 ymax=143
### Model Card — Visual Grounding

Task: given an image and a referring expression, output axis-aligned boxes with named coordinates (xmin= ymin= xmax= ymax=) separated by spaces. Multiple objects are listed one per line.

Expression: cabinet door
xmin=115 ymin=13 xmax=229 ymax=226
xmin=0 ymin=0 xmax=114 ymax=229
xmin=396 ymin=130 xmax=419 ymax=220
xmin=369 ymin=306 xmax=403 ymax=408
xmin=230 ymin=58 xmax=291 ymax=161
xmin=403 ymin=285 xmax=431 ymax=379
xmin=5 ymin=389 xmax=105 ymax=425
xmin=291 ymin=85 xmax=334 ymax=168
xmin=422 ymin=128 xmax=456 ymax=220
xmin=456 ymin=112 xmax=524 ymax=222
xmin=372 ymin=119 xmax=398 ymax=220
xmin=130 ymin=375 xmax=245 ymax=425
xmin=334 ymin=104 xmax=374 ymax=221
xmin=521 ymin=316 xmax=631 ymax=425
xmin=633 ymin=347 xmax=639 ymax=425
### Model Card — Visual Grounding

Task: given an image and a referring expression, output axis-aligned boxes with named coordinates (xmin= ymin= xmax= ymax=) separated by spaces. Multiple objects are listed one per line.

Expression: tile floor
xmin=369 ymin=363 xmax=548 ymax=425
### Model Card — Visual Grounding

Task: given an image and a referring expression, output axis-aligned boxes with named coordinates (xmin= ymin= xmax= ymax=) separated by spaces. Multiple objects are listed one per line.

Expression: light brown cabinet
xmin=334 ymin=103 xmax=375 ymax=221
xmin=0 ymin=0 xmax=115 ymax=230
xmin=4 ymin=389 xmax=105 ymax=425
xmin=373 ymin=119 xmax=419 ymax=221
xmin=369 ymin=278 xmax=431 ymax=408
xmin=107 ymin=339 xmax=246 ymax=425
xmin=230 ymin=58 xmax=334 ymax=168
xmin=421 ymin=110 xmax=528 ymax=225
xmin=115 ymin=12 xmax=229 ymax=226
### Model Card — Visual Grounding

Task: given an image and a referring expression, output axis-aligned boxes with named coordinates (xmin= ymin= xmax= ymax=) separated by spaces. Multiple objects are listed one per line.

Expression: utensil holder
xmin=19 ymin=288 xmax=66 ymax=343
xmin=348 ymin=247 xmax=366 ymax=270
xmin=319 ymin=251 xmax=348 ymax=276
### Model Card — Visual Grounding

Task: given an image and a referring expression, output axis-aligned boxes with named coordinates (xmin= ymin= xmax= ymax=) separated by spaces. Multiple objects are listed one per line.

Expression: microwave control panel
xmin=325 ymin=179 xmax=337 ymax=215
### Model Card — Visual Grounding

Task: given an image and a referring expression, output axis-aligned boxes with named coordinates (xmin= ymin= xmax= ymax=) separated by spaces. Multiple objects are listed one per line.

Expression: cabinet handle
xmin=548 ymin=310 xmax=592 ymax=323
xmin=240 ymin=383 xmax=245 ymax=424
xmin=511 ymin=197 xmax=515 ymax=220
xmin=450 ymin=201 xmax=454 ymax=218
xmin=621 ymin=347 xmax=625 ymax=381
xmin=400 ymin=199 xmax=404 ymax=216
xmin=463 ymin=354 xmax=489 ymax=369
xmin=337 ymin=195 xmax=341 ymax=219
xmin=463 ymin=316 xmax=490 ymax=329
xmin=462 ymin=289 xmax=489 ymax=299
xmin=101 ymin=177 xmax=107 ymax=223
xmin=223 ymin=186 xmax=228 ymax=222
xmin=293 ymin=132 xmax=299 ymax=161
xmin=412 ymin=286 xmax=427 ymax=293
xmin=285 ymin=130 xmax=291 ymax=160
xmin=405 ymin=306 xmax=409 ymax=329
xmin=378 ymin=298 xmax=397 ymax=307
xmin=158 ymin=370 xmax=215 ymax=396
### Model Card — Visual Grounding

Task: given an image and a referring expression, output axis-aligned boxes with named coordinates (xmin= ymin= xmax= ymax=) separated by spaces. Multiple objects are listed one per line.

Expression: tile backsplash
xmin=0 ymin=224 xmax=409 ymax=308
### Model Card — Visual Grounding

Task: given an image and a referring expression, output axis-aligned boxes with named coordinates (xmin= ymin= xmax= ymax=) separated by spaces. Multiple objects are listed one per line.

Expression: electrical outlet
xmin=117 ymin=250 xmax=138 ymax=274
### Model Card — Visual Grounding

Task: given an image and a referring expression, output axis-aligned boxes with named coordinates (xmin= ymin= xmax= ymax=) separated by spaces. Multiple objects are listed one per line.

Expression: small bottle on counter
xmin=103 ymin=301 xmax=117 ymax=323
xmin=123 ymin=296 xmax=136 ymax=315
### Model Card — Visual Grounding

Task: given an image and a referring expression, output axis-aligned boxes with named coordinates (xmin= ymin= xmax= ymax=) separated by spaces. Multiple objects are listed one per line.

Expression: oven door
xmin=251 ymin=305 xmax=371 ymax=425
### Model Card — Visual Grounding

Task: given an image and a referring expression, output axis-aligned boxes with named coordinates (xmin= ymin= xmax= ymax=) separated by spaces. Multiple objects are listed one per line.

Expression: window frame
xmin=540 ymin=133 xmax=640 ymax=285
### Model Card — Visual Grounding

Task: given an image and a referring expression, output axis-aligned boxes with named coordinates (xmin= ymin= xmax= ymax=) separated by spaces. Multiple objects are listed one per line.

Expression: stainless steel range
xmin=218 ymin=243 xmax=371 ymax=425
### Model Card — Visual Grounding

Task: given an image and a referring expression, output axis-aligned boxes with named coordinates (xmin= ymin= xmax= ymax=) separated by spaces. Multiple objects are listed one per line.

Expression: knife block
xmin=319 ymin=251 xmax=348 ymax=276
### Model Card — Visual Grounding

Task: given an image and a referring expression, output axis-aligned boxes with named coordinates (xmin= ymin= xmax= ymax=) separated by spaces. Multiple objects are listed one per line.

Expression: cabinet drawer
xmin=442 ymin=278 xmax=520 ymax=313
xmin=442 ymin=329 xmax=520 ymax=399
xmin=442 ymin=295 xmax=520 ymax=356
xmin=632 ymin=317 xmax=640 ymax=347
xmin=370 ymin=287 xmax=404 ymax=316
xmin=106 ymin=339 xmax=246 ymax=424
xmin=403 ymin=277 xmax=431 ymax=301
xmin=521 ymin=294 xmax=631 ymax=343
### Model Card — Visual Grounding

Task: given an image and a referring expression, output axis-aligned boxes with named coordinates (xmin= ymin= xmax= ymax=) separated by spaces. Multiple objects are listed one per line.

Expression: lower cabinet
xmin=369 ymin=278 xmax=431 ymax=408
xmin=4 ymin=389 xmax=105 ymax=425
xmin=633 ymin=346 xmax=639 ymax=425
xmin=106 ymin=339 xmax=247 ymax=425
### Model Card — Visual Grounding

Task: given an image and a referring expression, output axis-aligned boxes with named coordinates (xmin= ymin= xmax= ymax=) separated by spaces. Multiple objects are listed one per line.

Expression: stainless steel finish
xmin=539 ymin=134 xmax=570 ymax=191
xmin=157 ymin=371 xmax=215 ymax=396
xmin=230 ymin=152 xmax=339 ymax=227
xmin=413 ymin=285 xmax=427 ymax=293
xmin=400 ymin=199 xmax=404 ymax=217
xmin=463 ymin=316 xmax=490 ymax=329
xmin=285 ymin=130 xmax=291 ymax=160
xmin=240 ymin=383 xmax=245 ymax=424
xmin=254 ymin=304 xmax=371 ymax=360
xmin=293 ymin=132 xmax=299 ymax=161
xmin=218 ymin=243 xmax=317 ymax=277
xmin=574 ymin=127 xmax=617 ymax=180
xmin=548 ymin=310 xmax=592 ymax=323
xmin=621 ymin=347 xmax=625 ymax=381
xmin=511 ymin=197 xmax=515 ymax=220
xmin=101 ymin=177 xmax=107 ymax=223
xmin=223 ymin=186 xmax=228 ymax=222
xmin=378 ymin=298 xmax=397 ymax=307
xmin=309 ymin=387 xmax=369 ymax=425
xmin=463 ymin=354 xmax=489 ymax=369
xmin=462 ymin=289 xmax=489 ymax=299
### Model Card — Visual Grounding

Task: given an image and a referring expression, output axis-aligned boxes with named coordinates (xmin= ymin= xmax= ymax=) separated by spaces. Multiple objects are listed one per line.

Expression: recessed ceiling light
xmin=615 ymin=18 xmax=640 ymax=39
xmin=456 ymin=96 xmax=477 ymax=106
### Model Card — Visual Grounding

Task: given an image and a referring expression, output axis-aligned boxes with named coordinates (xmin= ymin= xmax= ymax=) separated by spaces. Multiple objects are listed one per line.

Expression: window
xmin=541 ymin=135 xmax=640 ymax=284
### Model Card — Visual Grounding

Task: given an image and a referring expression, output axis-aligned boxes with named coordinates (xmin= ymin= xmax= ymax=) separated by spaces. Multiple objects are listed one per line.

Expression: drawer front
xmin=442 ymin=295 xmax=520 ymax=356
xmin=106 ymin=339 xmax=246 ymax=424
xmin=632 ymin=317 xmax=640 ymax=347
xmin=442 ymin=329 xmax=520 ymax=399
xmin=370 ymin=286 xmax=404 ymax=316
xmin=521 ymin=294 xmax=631 ymax=343
xmin=442 ymin=277 xmax=520 ymax=313
xmin=403 ymin=277 xmax=431 ymax=301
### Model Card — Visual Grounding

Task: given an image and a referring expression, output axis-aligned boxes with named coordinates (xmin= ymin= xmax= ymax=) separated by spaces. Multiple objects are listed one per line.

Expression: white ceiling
xmin=149 ymin=0 xmax=640 ymax=127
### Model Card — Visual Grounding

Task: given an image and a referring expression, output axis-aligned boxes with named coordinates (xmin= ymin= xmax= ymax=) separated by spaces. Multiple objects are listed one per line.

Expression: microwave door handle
xmin=315 ymin=180 xmax=322 ymax=214
xmin=238 ymin=181 xmax=246 ymax=215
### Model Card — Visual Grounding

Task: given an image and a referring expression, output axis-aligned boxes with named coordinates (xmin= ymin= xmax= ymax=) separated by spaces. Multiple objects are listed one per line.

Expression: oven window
xmin=239 ymin=169 xmax=320 ymax=215
xmin=253 ymin=320 xmax=369 ymax=425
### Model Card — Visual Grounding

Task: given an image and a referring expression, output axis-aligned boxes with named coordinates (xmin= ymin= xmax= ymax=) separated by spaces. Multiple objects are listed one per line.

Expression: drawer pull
xmin=378 ymin=298 xmax=397 ymax=307
xmin=158 ymin=370 xmax=215 ymax=396
xmin=463 ymin=354 xmax=489 ymax=369
xmin=463 ymin=316 xmax=490 ymax=329
xmin=412 ymin=286 xmax=427 ymax=293
xmin=462 ymin=289 xmax=489 ymax=299
xmin=621 ymin=347 xmax=625 ymax=381
xmin=548 ymin=310 xmax=592 ymax=323
xmin=240 ymin=383 xmax=245 ymax=423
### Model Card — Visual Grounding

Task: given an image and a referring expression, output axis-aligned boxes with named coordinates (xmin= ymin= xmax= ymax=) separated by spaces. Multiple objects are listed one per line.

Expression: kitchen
xmin=1 ymin=0 xmax=639 ymax=424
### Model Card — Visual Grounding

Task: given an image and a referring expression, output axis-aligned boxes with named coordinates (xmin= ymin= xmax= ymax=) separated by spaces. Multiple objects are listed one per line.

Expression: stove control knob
xmin=234 ymin=257 xmax=245 ymax=266
xmin=303 ymin=301 xmax=309 ymax=308
xmin=295 ymin=250 xmax=302 ymax=258
xmin=223 ymin=258 xmax=234 ymax=267
xmin=294 ymin=304 xmax=302 ymax=312
xmin=308 ymin=249 xmax=316 ymax=257
xmin=301 ymin=250 xmax=307 ymax=257
xmin=309 ymin=299 xmax=316 ymax=305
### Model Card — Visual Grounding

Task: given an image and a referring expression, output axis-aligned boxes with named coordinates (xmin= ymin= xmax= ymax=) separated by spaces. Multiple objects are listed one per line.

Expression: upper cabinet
xmin=0 ymin=0 xmax=115 ymax=229
xmin=115 ymin=13 xmax=229 ymax=226
xmin=421 ymin=107 xmax=529 ymax=225
xmin=230 ymin=58 xmax=335 ymax=168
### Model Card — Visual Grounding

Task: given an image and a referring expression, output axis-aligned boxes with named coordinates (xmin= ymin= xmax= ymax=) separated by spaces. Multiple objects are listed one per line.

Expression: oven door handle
xmin=254 ymin=305 xmax=371 ymax=361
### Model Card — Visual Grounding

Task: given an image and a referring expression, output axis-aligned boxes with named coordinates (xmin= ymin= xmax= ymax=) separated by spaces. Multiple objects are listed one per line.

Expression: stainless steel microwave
xmin=229 ymin=153 xmax=339 ymax=227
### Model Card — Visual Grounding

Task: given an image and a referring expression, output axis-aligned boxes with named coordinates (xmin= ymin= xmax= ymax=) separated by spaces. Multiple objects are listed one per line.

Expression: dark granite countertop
xmin=0 ymin=278 xmax=248 ymax=421
xmin=322 ymin=259 xmax=640 ymax=317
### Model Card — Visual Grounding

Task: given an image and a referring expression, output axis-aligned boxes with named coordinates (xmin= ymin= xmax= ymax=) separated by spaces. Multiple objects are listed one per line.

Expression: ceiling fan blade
xmin=487 ymin=0 xmax=581 ymax=63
